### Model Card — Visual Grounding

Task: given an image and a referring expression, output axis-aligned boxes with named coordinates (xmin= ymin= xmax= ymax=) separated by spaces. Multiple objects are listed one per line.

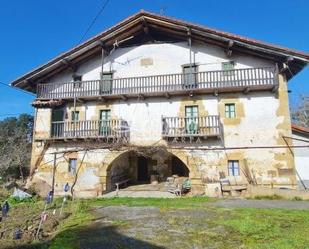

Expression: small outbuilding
xmin=292 ymin=124 xmax=309 ymax=189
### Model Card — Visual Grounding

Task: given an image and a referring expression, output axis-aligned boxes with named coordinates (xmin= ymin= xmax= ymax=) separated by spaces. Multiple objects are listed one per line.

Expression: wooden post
xmin=51 ymin=153 xmax=57 ymax=194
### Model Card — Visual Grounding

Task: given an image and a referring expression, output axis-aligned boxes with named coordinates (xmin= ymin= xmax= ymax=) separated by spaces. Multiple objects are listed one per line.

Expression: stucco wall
xmin=292 ymin=131 xmax=309 ymax=186
xmin=30 ymin=41 xmax=296 ymax=197
xmin=48 ymin=42 xmax=274 ymax=84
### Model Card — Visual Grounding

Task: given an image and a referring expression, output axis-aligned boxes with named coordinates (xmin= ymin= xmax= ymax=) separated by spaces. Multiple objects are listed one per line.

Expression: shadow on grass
xmin=3 ymin=223 xmax=166 ymax=249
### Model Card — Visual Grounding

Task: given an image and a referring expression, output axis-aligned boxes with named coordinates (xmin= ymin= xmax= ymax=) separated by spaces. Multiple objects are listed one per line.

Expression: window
xmin=73 ymin=75 xmax=82 ymax=88
xmin=185 ymin=106 xmax=198 ymax=134
xmin=225 ymin=103 xmax=236 ymax=118
xmin=228 ymin=160 xmax=240 ymax=176
xmin=222 ymin=61 xmax=235 ymax=76
xmin=71 ymin=111 xmax=79 ymax=121
xmin=183 ymin=64 xmax=198 ymax=88
xmin=68 ymin=159 xmax=77 ymax=174
xmin=100 ymin=110 xmax=111 ymax=135
xmin=100 ymin=72 xmax=113 ymax=94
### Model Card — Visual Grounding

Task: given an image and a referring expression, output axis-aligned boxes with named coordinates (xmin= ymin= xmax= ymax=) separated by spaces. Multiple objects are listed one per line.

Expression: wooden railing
xmin=162 ymin=115 xmax=221 ymax=138
xmin=37 ymin=67 xmax=277 ymax=99
xmin=50 ymin=119 xmax=129 ymax=140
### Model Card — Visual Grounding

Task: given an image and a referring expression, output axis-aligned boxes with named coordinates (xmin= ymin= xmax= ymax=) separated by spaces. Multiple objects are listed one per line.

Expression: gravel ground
xmin=78 ymin=199 xmax=309 ymax=249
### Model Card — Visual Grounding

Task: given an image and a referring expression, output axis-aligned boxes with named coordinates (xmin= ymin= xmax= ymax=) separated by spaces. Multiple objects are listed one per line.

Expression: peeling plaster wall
xmin=30 ymin=41 xmax=297 ymax=197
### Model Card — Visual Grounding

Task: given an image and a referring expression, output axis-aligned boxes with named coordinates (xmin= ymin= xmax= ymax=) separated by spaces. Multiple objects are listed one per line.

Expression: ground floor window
xmin=68 ymin=159 xmax=77 ymax=174
xmin=228 ymin=160 xmax=240 ymax=176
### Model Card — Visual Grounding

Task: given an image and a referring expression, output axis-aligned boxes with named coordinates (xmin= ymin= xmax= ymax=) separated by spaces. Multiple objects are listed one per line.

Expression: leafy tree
xmin=0 ymin=114 xmax=33 ymax=182
xmin=292 ymin=95 xmax=309 ymax=127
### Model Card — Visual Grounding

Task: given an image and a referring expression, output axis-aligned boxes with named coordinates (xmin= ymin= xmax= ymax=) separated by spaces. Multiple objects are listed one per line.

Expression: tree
xmin=0 ymin=114 xmax=33 ymax=182
xmin=292 ymin=95 xmax=309 ymax=127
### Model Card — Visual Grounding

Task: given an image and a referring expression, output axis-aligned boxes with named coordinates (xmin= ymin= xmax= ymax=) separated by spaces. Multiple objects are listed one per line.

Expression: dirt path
xmin=211 ymin=199 xmax=309 ymax=209
xmin=79 ymin=206 xmax=227 ymax=249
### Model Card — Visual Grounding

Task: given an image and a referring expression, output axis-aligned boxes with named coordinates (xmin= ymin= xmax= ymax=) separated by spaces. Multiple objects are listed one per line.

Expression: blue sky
xmin=0 ymin=0 xmax=308 ymax=119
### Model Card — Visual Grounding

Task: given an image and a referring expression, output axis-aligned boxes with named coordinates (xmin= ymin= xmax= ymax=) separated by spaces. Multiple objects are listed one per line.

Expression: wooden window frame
xmin=225 ymin=103 xmax=236 ymax=118
xmin=185 ymin=105 xmax=199 ymax=134
xmin=222 ymin=61 xmax=235 ymax=76
xmin=73 ymin=75 xmax=83 ymax=88
xmin=100 ymin=72 xmax=113 ymax=94
xmin=68 ymin=158 xmax=77 ymax=174
xmin=228 ymin=160 xmax=240 ymax=176
xmin=71 ymin=111 xmax=79 ymax=122
xmin=182 ymin=64 xmax=198 ymax=88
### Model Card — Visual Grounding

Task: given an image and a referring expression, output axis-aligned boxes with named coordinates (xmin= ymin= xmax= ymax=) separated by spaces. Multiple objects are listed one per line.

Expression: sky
xmin=0 ymin=0 xmax=308 ymax=119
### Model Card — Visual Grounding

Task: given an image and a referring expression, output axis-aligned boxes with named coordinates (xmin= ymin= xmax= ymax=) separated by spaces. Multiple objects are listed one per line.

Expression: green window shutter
xmin=71 ymin=111 xmax=79 ymax=121
xmin=222 ymin=61 xmax=235 ymax=76
xmin=100 ymin=110 xmax=111 ymax=135
xmin=185 ymin=106 xmax=198 ymax=134
xmin=225 ymin=104 xmax=236 ymax=118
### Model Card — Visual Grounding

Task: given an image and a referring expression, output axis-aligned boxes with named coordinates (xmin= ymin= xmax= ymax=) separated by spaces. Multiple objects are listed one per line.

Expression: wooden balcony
xmin=162 ymin=115 xmax=221 ymax=141
xmin=50 ymin=119 xmax=129 ymax=141
xmin=37 ymin=67 xmax=278 ymax=100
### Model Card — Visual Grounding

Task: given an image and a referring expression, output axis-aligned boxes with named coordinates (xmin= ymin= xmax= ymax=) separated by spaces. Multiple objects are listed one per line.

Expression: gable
xmin=12 ymin=10 xmax=309 ymax=92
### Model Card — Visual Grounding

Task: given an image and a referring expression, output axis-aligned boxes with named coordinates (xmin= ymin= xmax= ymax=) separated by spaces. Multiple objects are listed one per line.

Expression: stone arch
xmin=103 ymin=148 xmax=191 ymax=192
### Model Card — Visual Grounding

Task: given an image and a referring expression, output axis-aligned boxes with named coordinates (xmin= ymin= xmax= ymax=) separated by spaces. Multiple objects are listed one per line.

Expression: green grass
xmin=216 ymin=208 xmax=309 ymax=249
xmin=2 ymin=197 xmax=309 ymax=249
xmin=85 ymin=196 xmax=212 ymax=209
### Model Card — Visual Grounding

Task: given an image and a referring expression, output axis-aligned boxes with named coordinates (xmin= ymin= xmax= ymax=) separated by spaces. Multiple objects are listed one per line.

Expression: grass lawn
xmin=1 ymin=197 xmax=309 ymax=249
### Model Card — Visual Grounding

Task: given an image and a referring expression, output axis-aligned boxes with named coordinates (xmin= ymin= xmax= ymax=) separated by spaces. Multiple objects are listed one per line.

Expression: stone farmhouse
xmin=12 ymin=11 xmax=309 ymax=197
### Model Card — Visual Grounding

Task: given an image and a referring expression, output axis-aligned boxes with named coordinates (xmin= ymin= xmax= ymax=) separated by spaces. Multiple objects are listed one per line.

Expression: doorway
xmin=137 ymin=156 xmax=149 ymax=182
xmin=51 ymin=108 xmax=64 ymax=137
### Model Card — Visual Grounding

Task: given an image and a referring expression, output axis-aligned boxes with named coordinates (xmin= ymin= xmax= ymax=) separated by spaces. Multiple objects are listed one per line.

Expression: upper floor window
xmin=228 ymin=160 xmax=240 ymax=176
xmin=73 ymin=75 xmax=82 ymax=88
xmin=71 ymin=111 xmax=79 ymax=121
xmin=185 ymin=105 xmax=198 ymax=134
xmin=100 ymin=72 xmax=113 ymax=94
xmin=68 ymin=158 xmax=77 ymax=174
xmin=100 ymin=109 xmax=111 ymax=135
xmin=222 ymin=61 xmax=235 ymax=76
xmin=183 ymin=64 xmax=198 ymax=87
xmin=225 ymin=103 xmax=236 ymax=118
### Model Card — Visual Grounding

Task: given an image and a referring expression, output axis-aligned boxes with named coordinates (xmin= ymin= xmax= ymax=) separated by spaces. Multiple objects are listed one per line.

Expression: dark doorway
xmin=172 ymin=156 xmax=189 ymax=177
xmin=137 ymin=156 xmax=149 ymax=182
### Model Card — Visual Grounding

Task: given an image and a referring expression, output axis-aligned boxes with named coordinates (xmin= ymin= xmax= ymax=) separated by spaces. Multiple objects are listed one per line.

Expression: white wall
xmin=49 ymin=42 xmax=274 ymax=83
xmin=292 ymin=131 xmax=309 ymax=186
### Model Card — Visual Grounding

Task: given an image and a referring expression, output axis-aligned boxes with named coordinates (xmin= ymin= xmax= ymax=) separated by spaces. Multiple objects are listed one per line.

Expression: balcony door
xmin=100 ymin=72 xmax=113 ymax=95
xmin=51 ymin=108 xmax=64 ymax=137
xmin=99 ymin=110 xmax=111 ymax=136
xmin=185 ymin=106 xmax=198 ymax=135
xmin=183 ymin=65 xmax=198 ymax=89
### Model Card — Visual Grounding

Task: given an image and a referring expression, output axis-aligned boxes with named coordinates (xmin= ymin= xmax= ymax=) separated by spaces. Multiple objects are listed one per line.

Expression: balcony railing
xmin=37 ymin=67 xmax=277 ymax=99
xmin=162 ymin=115 xmax=221 ymax=138
xmin=50 ymin=119 xmax=129 ymax=140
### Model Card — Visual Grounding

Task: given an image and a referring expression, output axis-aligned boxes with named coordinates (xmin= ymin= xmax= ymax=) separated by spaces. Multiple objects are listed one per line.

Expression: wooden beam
xmin=271 ymin=85 xmax=279 ymax=93
xmin=165 ymin=92 xmax=170 ymax=99
xmin=243 ymin=87 xmax=250 ymax=94
xmin=61 ymin=58 xmax=77 ymax=72
xmin=138 ymin=94 xmax=145 ymax=100
xmin=98 ymin=96 xmax=106 ymax=102
xmin=141 ymin=17 xmax=154 ymax=42
xmin=226 ymin=40 xmax=234 ymax=58
xmin=121 ymin=95 xmax=128 ymax=101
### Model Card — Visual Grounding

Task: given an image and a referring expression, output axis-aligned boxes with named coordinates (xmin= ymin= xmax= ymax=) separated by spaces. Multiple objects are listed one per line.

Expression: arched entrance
xmin=105 ymin=149 xmax=190 ymax=192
